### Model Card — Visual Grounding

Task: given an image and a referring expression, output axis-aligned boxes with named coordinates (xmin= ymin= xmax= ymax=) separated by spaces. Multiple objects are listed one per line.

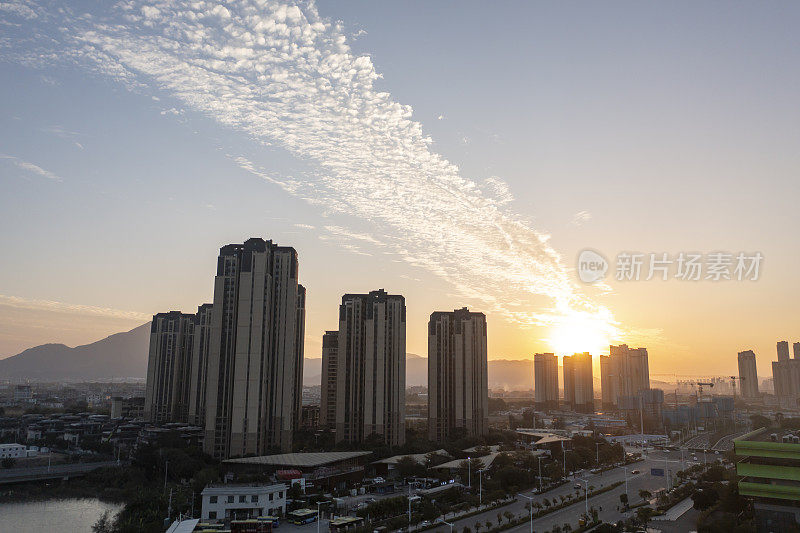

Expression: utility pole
xmin=478 ymin=469 xmax=483 ymax=507
xmin=579 ymin=478 xmax=589 ymax=516
xmin=164 ymin=460 xmax=169 ymax=492
xmin=518 ymin=493 xmax=535 ymax=533
xmin=167 ymin=488 xmax=173 ymax=523
xmin=537 ymin=456 xmax=543 ymax=492
xmin=467 ymin=456 xmax=471 ymax=488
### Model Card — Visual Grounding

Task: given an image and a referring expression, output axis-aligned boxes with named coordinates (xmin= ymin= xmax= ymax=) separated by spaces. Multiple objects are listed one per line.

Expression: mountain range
xmin=0 ymin=325 xmax=670 ymax=392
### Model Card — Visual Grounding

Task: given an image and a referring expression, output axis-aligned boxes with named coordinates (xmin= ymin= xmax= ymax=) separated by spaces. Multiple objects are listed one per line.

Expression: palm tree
xmin=497 ymin=512 xmax=502 ymax=526
xmin=563 ymin=523 xmax=572 ymax=532
xmin=639 ymin=489 xmax=652 ymax=501
xmin=475 ymin=522 xmax=482 ymax=533
xmin=504 ymin=511 xmax=514 ymax=524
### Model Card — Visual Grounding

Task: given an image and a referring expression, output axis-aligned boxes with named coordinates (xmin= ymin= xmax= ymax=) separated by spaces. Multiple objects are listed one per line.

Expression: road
xmin=440 ymin=449 xmax=717 ymax=533
xmin=0 ymin=460 xmax=120 ymax=485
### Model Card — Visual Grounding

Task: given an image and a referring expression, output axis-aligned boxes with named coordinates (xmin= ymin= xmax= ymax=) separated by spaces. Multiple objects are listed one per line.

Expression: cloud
xmin=0 ymin=154 xmax=62 ymax=181
xmin=0 ymin=294 xmax=151 ymax=322
xmin=2 ymin=1 xmax=619 ymax=339
xmin=571 ymin=210 xmax=592 ymax=226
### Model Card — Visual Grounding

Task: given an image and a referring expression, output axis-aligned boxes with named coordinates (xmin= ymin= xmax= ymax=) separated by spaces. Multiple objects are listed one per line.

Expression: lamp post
xmin=621 ymin=465 xmax=628 ymax=497
xmin=579 ymin=478 xmax=589 ymax=516
xmin=596 ymin=442 xmax=600 ymax=468
xmin=478 ymin=468 xmax=484 ymax=507
xmin=518 ymin=493 xmax=535 ymax=533
xmin=468 ymin=456 xmax=471 ymax=488
xmin=438 ymin=518 xmax=454 ymax=532
xmin=537 ymin=456 xmax=544 ymax=492
xmin=317 ymin=500 xmax=331 ymax=533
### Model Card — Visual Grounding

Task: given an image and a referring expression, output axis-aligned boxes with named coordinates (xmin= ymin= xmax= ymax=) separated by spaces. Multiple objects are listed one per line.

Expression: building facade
xmin=144 ymin=311 xmax=195 ymax=424
xmin=534 ymin=353 xmax=559 ymax=409
xmin=427 ymin=308 xmax=488 ymax=442
xmin=334 ymin=289 xmax=406 ymax=446
xmin=203 ymin=239 xmax=306 ymax=458
xmin=201 ymin=483 xmax=287 ymax=520
xmin=735 ymin=427 xmax=800 ymax=531
xmin=188 ymin=303 xmax=213 ymax=426
xmin=737 ymin=350 xmax=760 ymax=399
xmin=601 ymin=344 xmax=650 ymax=407
xmin=320 ymin=330 xmax=339 ymax=428
xmin=563 ymin=352 xmax=594 ymax=413
xmin=772 ymin=340 xmax=800 ymax=409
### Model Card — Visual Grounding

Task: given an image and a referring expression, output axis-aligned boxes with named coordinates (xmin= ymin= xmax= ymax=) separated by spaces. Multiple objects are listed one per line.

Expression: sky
xmin=1 ymin=1 xmax=799 ymax=378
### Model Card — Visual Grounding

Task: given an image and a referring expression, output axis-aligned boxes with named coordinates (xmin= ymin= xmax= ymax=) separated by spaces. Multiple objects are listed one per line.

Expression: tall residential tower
xmin=334 ymin=289 xmax=406 ymax=446
xmin=144 ymin=311 xmax=195 ymax=424
xmin=737 ymin=350 xmax=760 ymax=399
xmin=202 ymin=238 xmax=305 ymax=458
xmin=428 ymin=308 xmax=488 ymax=442
xmin=534 ymin=353 xmax=559 ymax=409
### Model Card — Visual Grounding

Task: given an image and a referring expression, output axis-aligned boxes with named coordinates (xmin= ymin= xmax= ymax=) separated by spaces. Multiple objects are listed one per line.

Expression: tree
xmin=691 ymin=487 xmax=719 ymax=510
xmin=287 ymin=482 xmax=303 ymax=500
xmin=619 ymin=493 xmax=628 ymax=507
xmin=396 ymin=455 xmax=424 ymax=478
xmin=475 ymin=521 xmax=482 ymax=532
xmin=504 ymin=511 xmax=514 ymax=524
xmin=639 ymin=489 xmax=651 ymax=501
xmin=462 ymin=528 xmax=472 ymax=533
xmin=484 ymin=521 xmax=492 ymax=531
xmin=1 ymin=458 xmax=16 ymax=468
xmin=92 ymin=511 xmax=113 ymax=533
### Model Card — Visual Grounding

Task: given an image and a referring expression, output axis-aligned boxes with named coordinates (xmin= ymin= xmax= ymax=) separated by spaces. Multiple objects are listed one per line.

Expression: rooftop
xmin=736 ymin=427 xmax=800 ymax=443
xmin=201 ymin=483 xmax=287 ymax=495
xmin=223 ymin=451 xmax=372 ymax=468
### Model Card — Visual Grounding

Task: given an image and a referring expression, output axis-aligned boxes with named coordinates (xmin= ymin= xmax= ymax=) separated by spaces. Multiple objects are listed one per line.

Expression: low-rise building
xmin=734 ymin=427 xmax=800 ymax=530
xmin=111 ymin=396 xmax=145 ymax=419
xmin=0 ymin=443 xmax=27 ymax=459
xmin=200 ymin=483 xmax=287 ymax=520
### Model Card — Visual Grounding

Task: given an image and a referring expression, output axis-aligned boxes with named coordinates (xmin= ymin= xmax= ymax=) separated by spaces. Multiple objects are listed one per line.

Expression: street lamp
xmin=316 ymin=500 xmax=331 ymax=533
xmin=596 ymin=442 xmax=601 ymax=468
xmin=478 ymin=468 xmax=484 ymax=507
xmin=438 ymin=518 xmax=454 ymax=532
xmin=537 ymin=456 xmax=544 ymax=493
xmin=518 ymin=493 xmax=535 ymax=533
xmin=620 ymin=465 xmax=628 ymax=497
xmin=467 ymin=456 xmax=471 ymax=488
xmin=578 ymin=478 xmax=589 ymax=516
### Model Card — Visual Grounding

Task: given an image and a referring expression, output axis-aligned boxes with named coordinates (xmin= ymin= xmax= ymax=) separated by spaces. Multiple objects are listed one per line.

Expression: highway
xmin=0 ymin=460 xmax=120 ymax=485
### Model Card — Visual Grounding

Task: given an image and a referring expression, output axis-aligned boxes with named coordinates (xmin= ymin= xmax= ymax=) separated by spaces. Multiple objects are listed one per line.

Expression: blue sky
xmin=1 ymin=1 xmax=799 ymax=377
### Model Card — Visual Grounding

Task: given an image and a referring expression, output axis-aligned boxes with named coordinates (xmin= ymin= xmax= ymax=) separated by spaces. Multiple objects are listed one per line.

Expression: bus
xmin=257 ymin=516 xmax=280 ymax=528
xmin=287 ymin=508 xmax=318 ymax=525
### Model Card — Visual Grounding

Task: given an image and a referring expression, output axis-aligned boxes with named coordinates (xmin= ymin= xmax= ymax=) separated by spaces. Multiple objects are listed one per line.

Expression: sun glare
xmin=547 ymin=310 xmax=617 ymax=356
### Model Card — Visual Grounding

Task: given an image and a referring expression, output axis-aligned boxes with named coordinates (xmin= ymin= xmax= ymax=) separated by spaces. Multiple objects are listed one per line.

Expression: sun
xmin=547 ymin=310 xmax=616 ymax=356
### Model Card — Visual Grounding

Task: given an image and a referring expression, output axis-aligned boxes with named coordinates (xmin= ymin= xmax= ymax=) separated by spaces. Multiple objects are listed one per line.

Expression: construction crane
xmin=690 ymin=381 xmax=714 ymax=402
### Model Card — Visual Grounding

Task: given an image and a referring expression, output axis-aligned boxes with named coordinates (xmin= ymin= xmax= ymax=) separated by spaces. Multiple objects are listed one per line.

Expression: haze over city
xmin=3 ymin=1 xmax=800 ymax=378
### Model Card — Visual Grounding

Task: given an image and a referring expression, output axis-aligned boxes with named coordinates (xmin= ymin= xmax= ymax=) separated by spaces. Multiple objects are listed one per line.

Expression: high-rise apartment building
xmin=794 ymin=342 xmax=800 ymax=360
xmin=334 ymin=289 xmax=405 ymax=446
xmin=599 ymin=355 xmax=612 ymax=408
xmin=773 ymin=340 xmax=800 ymax=409
xmin=601 ymin=344 xmax=650 ymax=407
xmin=202 ymin=238 xmax=305 ymax=458
xmin=144 ymin=311 xmax=195 ymax=424
xmin=320 ymin=330 xmax=339 ymax=427
xmin=777 ymin=340 xmax=790 ymax=362
xmin=737 ymin=350 xmax=760 ymax=399
xmin=188 ymin=303 xmax=213 ymax=426
xmin=563 ymin=352 xmax=594 ymax=413
xmin=534 ymin=353 xmax=559 ymax=409
xmin=428 ymin=308 xmax=488 ymax=442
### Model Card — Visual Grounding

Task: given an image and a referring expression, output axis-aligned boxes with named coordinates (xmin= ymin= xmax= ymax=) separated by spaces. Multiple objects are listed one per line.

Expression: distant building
xmin=0 ymin=443 xmax=26 ymax=459
xmin=534 ymin=353 xmax=559 ymax=410
xmin=599 ymin=355 xmax=612 ymax=408
xmin=777 ymin=340 xmax=791 ymax=362
xmin=601 ymin=344 xmax=650 ymax=407
xmin=144 ymin=311 xmax=195 ymax=424
xmin=427 ymin=307 xmax=488 ymax=442
xmin=319 ymin=330 xmax=339 ymax=427
xmin=300 ymin=405 xmax=320 ymax=429
xmin=110 ymin=396 xmax=145 ymax=419
xmin=619 ymin=388 xmax=664 ymax=422
xmin=563 ymin=352 xmax=594 ymax=413
xmin=737 ymin=350 xmax=760 ymax=399
xmin=333 ymin=289 xmax=406 ymax=446
xmin=201 ymin=483 xmax=287 ymax=520
xmin=772 ymin=340 xmax=800 ymax=409
xmin=188 ymin=303 xmax=213 ymax=426
xmin=202 ymin=239 xmax=306 ymax=458
xmin=13 ymin=385 xmax=32 ymax=403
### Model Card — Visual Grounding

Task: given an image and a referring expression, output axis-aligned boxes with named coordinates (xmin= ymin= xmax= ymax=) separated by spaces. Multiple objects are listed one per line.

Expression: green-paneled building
xmin=734 ymin=427 xmax=800 ymax=531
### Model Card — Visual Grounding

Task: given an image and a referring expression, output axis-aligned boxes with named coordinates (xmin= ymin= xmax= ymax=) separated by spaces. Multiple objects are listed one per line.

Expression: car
xmin=574 ymin=484 xmax=582 ymax=489
xmin=420 ymin=520 xmax=431 ymax=527
xmin=630 ymin=469 xmax=640 ymax=474
xmin=373 ymin=477 xmax=385 ymax=484
xmin=692 ymin=456 xmax=698 ymax=461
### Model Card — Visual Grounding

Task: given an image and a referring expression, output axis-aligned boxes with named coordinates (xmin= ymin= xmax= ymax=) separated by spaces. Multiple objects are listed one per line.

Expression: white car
xmin=373 ymin=477 xmax=385 ymax=484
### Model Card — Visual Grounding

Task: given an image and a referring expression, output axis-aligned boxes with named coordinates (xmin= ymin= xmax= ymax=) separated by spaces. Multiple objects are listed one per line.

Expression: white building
xmin=200 ymin=483 xmax=287 ymax=520
xmin=0 ymin=443 xmax=27 ymax=459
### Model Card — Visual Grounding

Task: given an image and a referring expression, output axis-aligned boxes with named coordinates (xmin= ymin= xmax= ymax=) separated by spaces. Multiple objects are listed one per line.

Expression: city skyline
xmin=3 ymin=1 xmax=800 ymax=378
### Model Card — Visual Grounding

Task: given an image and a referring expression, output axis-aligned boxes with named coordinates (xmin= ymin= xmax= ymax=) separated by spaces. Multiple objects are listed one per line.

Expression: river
xmin=0 ymin=498 xmax=123 ymax=532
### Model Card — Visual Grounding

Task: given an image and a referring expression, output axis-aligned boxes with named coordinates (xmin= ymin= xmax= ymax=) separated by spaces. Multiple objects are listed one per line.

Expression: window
xmin=269 ymin=493 xmax=273 ymax=501
xmin=239 ymin=495 xmax=247 ymax=503
xmin=227 ymin=495 xmax=234 ymax=503
xmin=209 ymin=512 xmax=217 ymax=519
xmin=278 ymin=491 xmax=283 ymax=498
xmin=209 ymin=496 xmax=218 ymax=504
xmin=251 ymin=495 xmax=259 ymax=503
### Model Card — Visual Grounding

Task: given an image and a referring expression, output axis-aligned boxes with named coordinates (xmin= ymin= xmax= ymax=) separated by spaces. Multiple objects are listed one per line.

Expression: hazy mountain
xmin=0 ymin=322 xmax=152 ymax=381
